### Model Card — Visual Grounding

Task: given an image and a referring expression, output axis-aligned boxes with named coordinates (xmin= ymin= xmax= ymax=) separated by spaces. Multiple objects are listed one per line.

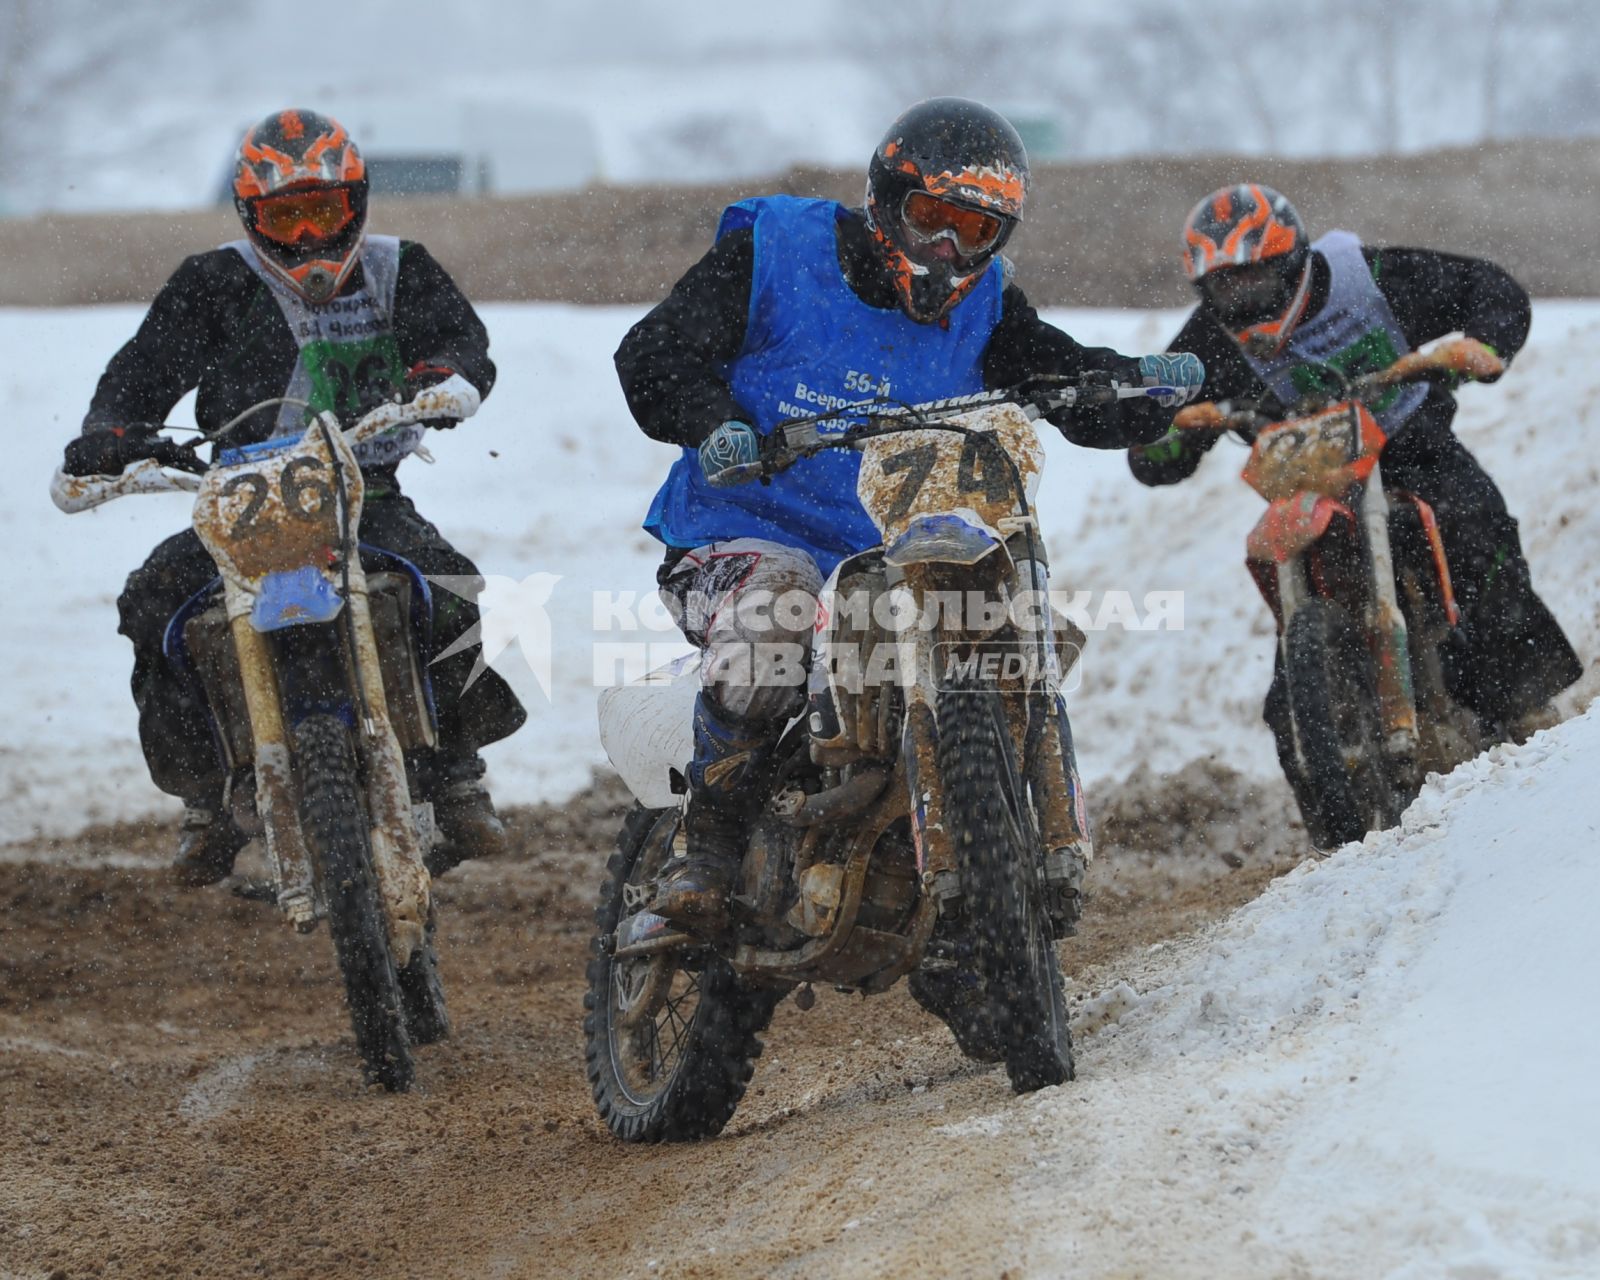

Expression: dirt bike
xmin=585 ymin=374 xmax=1183 ymax=1141
xmin=1174 ymin=341 xmax=1504 ymax=849
xmin=50 ymin=381 xmax=482 ymax=1090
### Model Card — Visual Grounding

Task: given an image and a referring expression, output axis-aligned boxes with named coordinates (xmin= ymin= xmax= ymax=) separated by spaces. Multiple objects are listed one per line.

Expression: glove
xmin=61 ymin=424 xmax=164 ymax=477
xmin=1137 ymin=352 xmax=1206 ymax=407
xmin=698 ymin=420 xmax=760 ymax=487
xmin=406 ymin=362 xmax=465 ymax=429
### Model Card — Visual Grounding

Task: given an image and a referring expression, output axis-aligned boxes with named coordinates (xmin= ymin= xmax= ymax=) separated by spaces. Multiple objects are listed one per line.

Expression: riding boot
xmin=171 ymin=798 xmax=248 ymax=887
xmin=653 ymin=693 xmax=782 ymax=928
xmin=1440 ymin=514 xmax=1581 ymax=728
xmin=417 ymin=751 xmax=510 ymax=877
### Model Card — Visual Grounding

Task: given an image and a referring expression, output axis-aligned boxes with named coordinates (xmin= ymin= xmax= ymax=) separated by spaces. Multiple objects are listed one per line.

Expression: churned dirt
xmin=0 ymin=765 xmax=1305 ymax=1280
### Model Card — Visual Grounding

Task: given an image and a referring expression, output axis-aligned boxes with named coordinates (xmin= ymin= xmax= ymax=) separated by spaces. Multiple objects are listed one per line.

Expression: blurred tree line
xmin=843 ymin=0 xmax=1600 ymax=160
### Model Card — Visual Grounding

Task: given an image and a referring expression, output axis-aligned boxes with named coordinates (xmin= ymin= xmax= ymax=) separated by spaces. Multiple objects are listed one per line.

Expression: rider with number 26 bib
xmin=65 ymin=109 xmax=526 ymax=887
xmin=614 ymin=97 xmax=1206 ymax=932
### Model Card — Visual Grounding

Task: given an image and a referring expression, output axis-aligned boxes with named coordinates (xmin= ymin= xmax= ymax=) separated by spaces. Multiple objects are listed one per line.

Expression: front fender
xmin=883 ymin=513 xmax=1003 ymax=568
xmin=250 ymin=564 xmax=346 ymax=631
xmin=1246 ymin=494 xmax=1353 ymax=566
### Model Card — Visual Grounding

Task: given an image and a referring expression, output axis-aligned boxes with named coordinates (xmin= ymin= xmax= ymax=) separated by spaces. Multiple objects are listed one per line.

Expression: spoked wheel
xmin=584 ymin=806 xmax=783 ymax=1142
xmin=612 ymin=955 xmax=706 ymax=1098
xmin=937 ymin=670 xmax=1074 ymax=1093
xmin=1285 ymin=600 xmax=1404 ymax=849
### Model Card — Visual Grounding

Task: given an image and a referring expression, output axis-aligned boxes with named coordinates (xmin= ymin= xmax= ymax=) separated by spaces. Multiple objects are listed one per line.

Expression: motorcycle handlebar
xmin=716 ymin=376 xmax=1182 ymax=485
xmin=1175 ymin=345 xmax=1503 ymax=437
xmin=51 ymin=377 xmax=483 ymax=515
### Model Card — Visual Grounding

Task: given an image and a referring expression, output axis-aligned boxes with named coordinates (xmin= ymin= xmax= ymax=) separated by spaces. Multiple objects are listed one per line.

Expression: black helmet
xmin=1182 ymin=183 xmax=1312 ymax=356
xmin=232 ymin=108 xmax=369 ymax=304
xmin=865 ymin=97 xmax=1028 ymax=324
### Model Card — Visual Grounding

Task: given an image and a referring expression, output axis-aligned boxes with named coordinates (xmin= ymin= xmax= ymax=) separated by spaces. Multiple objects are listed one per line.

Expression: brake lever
xmin=151 ymin=439 xmax=210 ymax=475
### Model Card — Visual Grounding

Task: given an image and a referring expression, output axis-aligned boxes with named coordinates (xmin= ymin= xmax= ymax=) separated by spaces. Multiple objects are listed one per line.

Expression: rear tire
xmin=584 ymin=806 xmax=783 ymax=1141
xmin=296 ymin=713 xmax=414 ymax=1092
xmin=1284 ymin=600 xmax=1401 ymax=849
xmin=937 ymin=674 xmax=1073 ymax=1093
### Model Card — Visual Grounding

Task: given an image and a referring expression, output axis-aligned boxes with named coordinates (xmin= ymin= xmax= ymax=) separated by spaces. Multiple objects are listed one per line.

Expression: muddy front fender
xmin=1246 ymin=493 xmax=1353 ymax=567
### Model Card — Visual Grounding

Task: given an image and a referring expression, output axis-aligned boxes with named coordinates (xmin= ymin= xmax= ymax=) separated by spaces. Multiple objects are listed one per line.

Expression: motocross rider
xmin=615 ymin=97 xmax=1206 ymax=934
xmin=63 ymin=109 xmax=527 ymax=886
xmin=1131 ymin=183 xmax=1581 ymax=777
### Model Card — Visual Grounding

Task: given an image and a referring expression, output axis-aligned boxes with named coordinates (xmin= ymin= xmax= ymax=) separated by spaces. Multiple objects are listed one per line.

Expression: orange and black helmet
xmin=232 ymin=109 xmax=368 ymax=304
xmin=865 ymin=98 xmax=1028 ymax=325
xmin=1183 ymin=184 xmax=1312 ymax=357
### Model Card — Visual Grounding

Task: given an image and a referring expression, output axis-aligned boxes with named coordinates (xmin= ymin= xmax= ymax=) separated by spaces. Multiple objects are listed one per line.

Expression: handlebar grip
xmin=148 ymin=440 xmax=208 ymax=475
xmin=1173 ymin=402 xmax=1227 ymax=432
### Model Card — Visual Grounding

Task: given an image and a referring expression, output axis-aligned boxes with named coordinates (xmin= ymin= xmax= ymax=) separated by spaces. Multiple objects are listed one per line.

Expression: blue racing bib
xmin=643 ymin=195 xmax=1002 ymax=575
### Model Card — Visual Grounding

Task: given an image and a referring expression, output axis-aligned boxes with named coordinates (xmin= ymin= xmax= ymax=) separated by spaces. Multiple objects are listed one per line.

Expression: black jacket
xmin=82 ymin=240 xmax=495 ymax=441
xmin=615 ymin=205 xmax=1174 ymax=451
xmin=1129 ymin=244 xmax=1531 ymax=486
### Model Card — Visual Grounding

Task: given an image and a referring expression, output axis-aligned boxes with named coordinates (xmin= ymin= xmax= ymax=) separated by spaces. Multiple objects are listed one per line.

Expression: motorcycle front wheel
xmin=295 ymin=713 xmax=414 ymax=1092
xmin=584 ymin=805 xmax=783 ymax=1142
xmin=1284 ymin=599 xmax=1403 ymax=849
xmin=936 ymin=671 xmax=1074 ymax=1093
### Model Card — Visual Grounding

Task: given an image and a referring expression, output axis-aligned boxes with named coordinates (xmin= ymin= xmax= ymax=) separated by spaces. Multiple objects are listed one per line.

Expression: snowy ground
xmin=4 ymin=301 xmax=1599 ymax=841
xmin=985 ymin=706 xmax=1600 ymax=1279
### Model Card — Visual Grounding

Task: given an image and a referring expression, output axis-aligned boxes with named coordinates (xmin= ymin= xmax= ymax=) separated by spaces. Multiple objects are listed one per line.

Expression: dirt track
xmin=0 ymin=767 xmax=1305 ymax=1280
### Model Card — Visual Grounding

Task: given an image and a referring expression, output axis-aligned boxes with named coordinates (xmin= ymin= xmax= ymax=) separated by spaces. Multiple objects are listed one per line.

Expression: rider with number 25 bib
xmin=1130 ymin=183 xmax=1581 ymax=772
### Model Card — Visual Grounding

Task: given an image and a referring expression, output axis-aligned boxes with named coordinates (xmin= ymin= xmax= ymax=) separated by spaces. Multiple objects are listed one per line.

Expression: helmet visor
xmin=1199 ymin=261 xmax=1297 ymax=329
xmin=901 ymin=190 xmax=1005 ymax=258
xmin=251 ymin=188 xmax=356 ymax=245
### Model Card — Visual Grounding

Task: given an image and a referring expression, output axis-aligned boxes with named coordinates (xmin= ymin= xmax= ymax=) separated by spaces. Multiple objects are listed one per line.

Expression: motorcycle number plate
xmin=855 ymin=403 xmax=1043 ymax=545
xmin=193 ymin=427 xmax=359 ymax=589
xmin=1243 ymin=403 xmax=1388 ymax=502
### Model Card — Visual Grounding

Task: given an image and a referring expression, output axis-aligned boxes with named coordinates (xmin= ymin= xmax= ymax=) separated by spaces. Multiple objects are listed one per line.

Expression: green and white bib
xmin=226 ymin=235 xmax=424 ymax=468
xmin=1243 ymin=230 xmax=1428 ymax=436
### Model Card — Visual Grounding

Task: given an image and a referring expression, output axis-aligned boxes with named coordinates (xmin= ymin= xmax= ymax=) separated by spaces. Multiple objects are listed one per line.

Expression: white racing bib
xmin=226 ymin=235 xmax=426 ymax=468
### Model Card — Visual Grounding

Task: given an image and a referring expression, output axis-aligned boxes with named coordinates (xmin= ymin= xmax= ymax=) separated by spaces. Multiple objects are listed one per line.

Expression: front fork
xmin=1276 ymin=467 xmax=1420 ymax=761
xmin=895 ymin=560 xmax=1091 ymax=928
xmin=1016 ymin=558 xmax=1092 ymax=934
xmin=1359 ymin=464 xmax=1420 ymax=759
xmin=229 ymin=616 xmax=317 ymax=931
xmin=226 ymin=579 xmax=429 ymax=963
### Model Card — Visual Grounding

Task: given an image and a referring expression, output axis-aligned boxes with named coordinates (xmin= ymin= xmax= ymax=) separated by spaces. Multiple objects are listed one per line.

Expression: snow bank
xmin=947 ymin=710 xmax=1600 ymax=1278
xmin=2 ymin=302 xmax=1595 ymax=841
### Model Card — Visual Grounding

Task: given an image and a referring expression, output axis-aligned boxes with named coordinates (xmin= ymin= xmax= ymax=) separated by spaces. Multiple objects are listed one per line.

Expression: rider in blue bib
xmin=616 ymin=97 xmax=1205 ymax=928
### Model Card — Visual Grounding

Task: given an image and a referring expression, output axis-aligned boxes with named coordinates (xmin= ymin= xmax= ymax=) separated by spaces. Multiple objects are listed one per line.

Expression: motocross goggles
xmin=250 ymin=187 xmax=357 ymax=245
xmin=901 ymin=190 xmax=1006 ymax=259
xmin=1197 ymin=260 xmax=1302 ymax=328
